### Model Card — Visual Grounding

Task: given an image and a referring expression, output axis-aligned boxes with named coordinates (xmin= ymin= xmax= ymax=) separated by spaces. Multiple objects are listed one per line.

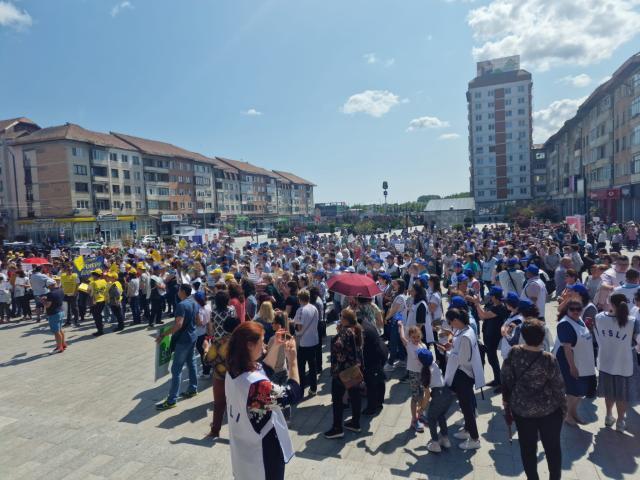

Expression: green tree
xmin=417 ymin=195 xmax=440 ymax=203
xmin=444 ymin=192 xmax=471 ymax=199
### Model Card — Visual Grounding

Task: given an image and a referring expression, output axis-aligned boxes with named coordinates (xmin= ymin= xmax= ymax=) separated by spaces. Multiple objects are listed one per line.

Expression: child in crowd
xmin=399 ymin=324 xmax=427 ymax=432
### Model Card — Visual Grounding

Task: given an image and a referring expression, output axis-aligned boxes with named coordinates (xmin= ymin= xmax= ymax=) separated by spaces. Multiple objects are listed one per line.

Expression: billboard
xmin=477 ymin=55 xmax=520 ymax=76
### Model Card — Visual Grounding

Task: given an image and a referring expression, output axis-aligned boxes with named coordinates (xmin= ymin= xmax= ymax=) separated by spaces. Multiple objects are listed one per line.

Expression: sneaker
xmin=427 ymin=440 xmax=442 ymax=453
xmin=412 ymin=420 xmax=425 ymax=433
xmin=605 ymin=415 xmax=616 ymax=427
xmin=459 ymin=438 xmax=481 ymax=450
xmin=384 ymin=363 xmax=396 ymax=372
xmin=308 ymin=389 xmax=317 ymax=397
xmin=180 ymin=390 xmax=198 ymax=399
xmin=324 ymin=427 xmax=344 ymax=439
xmin=439 ymin=435 xmax=452 ymax=449
xmin=453 ymin=429 xmax=470 ymax=440
xmin=615 ymin=420 xmax=626 ymax=432
xmin=155 ymin=400 xmax=177 ymax=411
xmin=344 ymin=420 xmax=361 ymax=432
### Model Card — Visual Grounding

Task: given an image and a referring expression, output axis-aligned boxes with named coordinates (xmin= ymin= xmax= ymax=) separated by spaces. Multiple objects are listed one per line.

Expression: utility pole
xmin=382 ymin=181 xmax=388 ymax=214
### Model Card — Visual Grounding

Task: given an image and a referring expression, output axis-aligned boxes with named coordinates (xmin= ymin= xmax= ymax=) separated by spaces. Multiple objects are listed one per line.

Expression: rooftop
xmin=424 ymin=197 xmax=475 ymax=212
xmin=216 ymin=157 xmax=280 ymax=178
xmin=0 ymin=117 xmax=38 ymax=132
xmin=273 ymin=170 xmax=316 ymax=186
xmin=12 ymin=123 xmax=134 ymax=149
xmin=468 ymin=69 xmax=531 ymax=89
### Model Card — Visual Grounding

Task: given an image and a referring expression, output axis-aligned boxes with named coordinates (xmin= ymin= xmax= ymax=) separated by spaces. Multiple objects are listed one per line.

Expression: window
xmin=475 ymin=103 xmax=481 ymax=110
xmin=132 ymin=156 xmax=140 ymax=165
xmin=475 ymin=114 xmax=482 ymax=121
xmin=74 ymin=182 xmax=89 ymax=193
xmin=112 ymin=185 xmax=121 ymax=194
xmin=135 ymin=186 xmax=141 ymax=194
xmin=632 ymin=125 xmax=640 ymax=146
xmin=109 ymin=153 xmax=118 ymax=162
xmin=475 ymin=146 xmax=484 ymax=154
xmin=90 ymin=149 xmax=106 ymax=161
xmin=111 ymin=169 xmax=119 ymax=178
xmin=125 ymin=201 xmax=132 ymax=209
xmin=73 ymin=164 xmax=87 ymax=175
xmin=505 ymin=99 xmax=512 ymax=106
xmin=632 ymin=152 xmax=640 ymax=174
xmin=518 ymin=97 xmax=525 ymax=104
xmin=488 ymin=102 xmax=494 ymax=108
xmin=477 ymin=190 xmax=485 ymax=197
xmin=520 ymin=176 xmax=527 ymax=183
xmin=136 ymin=201 xmax=142 ymax=209
xmin=76 ymin=200 xmax=89 ymax=209
xmin=517 ymin=109 xmax=525 ymax=115
xmin=123 ymin=170 xmax=130 ymax=179
xmin=488 ymin=112 xmax=494 ymax=119
xmin=474 ymin=92 xmax=481 ymax=99
xmin=124 ymin=185 xmax=131 ymax=195
xmin=95 ymin=199 xmax=110 ymax=210
xmin=506 ymin=110 xmax=512 ymax=117
xmin=488 ymin=124 xmax=494 ymax=130
xmin=72 ymin=147 xmax=79 ymax=157
xmin=121 ymin=154 xmax=128 ymax=163
xmin=475 ymin=125 xmax=482 ymax=132
xmin=632 ymin=96 xmax=640 ymax=117
xmin=504 ymin=87 xmax=511 ymax=94
xmin=134 ymin=172 xmax=141 ymax=181
xmin=517 ymin=85 xmax=525 ymax=93
xmin=520 ymin=187 xmax=528 ymax=194
xmin=519 ymin=165 xmax=527 ymax=172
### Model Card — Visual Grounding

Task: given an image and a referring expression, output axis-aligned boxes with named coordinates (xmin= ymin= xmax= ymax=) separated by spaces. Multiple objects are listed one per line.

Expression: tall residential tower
xmin=467 ymin=55 xmax=533 ymax=220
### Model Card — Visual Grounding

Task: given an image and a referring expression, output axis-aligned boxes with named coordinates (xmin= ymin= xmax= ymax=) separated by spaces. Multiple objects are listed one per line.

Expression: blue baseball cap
xmin=569 ymin=284 xmax=588 ymax=296
xmin=453 ymin=261 xmax=463 ymax=268
xmin=417 ymin=348 xmax=433 ymax=367
xmin=505 ymin=292 xmax=520 ymax=307
xmin=449 ymin=295 xmax=467 ymax=309
xmin=379 ymin=273 xmax=392 ymax=281
xmin=526 ymin=264 xmax=539 ymax=275
xmin=194 ymin=291 xmax=206 ymax=303
xmin=489 ymin=286 xmax=503 ymax=298
xmin=463 ymin=268 xmax=474 ymax=277
xmin=518 ymin=298 xmax=533 ymax=310
xmin=457 ymin=274 xmax=468 ymax=283
xmin=507 ymin=258 xmax=519 ymax=266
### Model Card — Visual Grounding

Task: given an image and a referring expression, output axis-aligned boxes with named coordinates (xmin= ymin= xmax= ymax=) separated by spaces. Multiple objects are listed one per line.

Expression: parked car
xmin=235 ymin=229 xmax=252 ymax=237
xmin=70 ymin=241 xmax=103 ymax=251
xmin=141 ymin=235 xmax=160 ymax=245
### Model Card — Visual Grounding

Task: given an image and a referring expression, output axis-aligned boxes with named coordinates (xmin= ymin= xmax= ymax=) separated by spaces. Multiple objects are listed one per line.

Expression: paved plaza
xmin=1 ymin=301 xmax=639 ymax=480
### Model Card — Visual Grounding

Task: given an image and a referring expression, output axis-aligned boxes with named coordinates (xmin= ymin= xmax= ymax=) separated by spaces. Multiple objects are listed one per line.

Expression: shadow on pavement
xmin=157 ymin=401 xmax=210 ymax=430
xmin=169 ymin=435 xmax=229 ymax=447
xmin=120 ymin=378 xmax=172 ymax=425
xmin=389 ymin=446 xmax=474 ymax=479
xmin=0 ymin=352 xmax=50 ymax=367
xmin=588 ymin=411 xmax=640 ymax=479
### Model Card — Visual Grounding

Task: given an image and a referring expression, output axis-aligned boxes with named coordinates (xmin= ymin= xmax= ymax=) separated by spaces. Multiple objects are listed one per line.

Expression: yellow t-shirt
xmin=60 ymin=273 xmax=79 ymax=296
xmin=90 ymin=279 xmax=108 ymax=303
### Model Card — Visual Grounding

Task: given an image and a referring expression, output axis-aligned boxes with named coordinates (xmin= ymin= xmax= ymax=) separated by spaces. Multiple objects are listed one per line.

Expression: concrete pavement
xmin=0 ymin=300 xmax=638 ymax=479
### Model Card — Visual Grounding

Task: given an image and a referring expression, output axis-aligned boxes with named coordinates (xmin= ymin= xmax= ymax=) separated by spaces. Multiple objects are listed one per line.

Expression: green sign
xmin=155 ymin=323 xmax=174 ymax=381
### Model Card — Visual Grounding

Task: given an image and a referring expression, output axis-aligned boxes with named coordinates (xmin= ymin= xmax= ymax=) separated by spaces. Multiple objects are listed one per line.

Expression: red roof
xmin=12 ymin=123 xmax=133 ymax=149
xmin=272 ymin=170 xmax=315 ymax=186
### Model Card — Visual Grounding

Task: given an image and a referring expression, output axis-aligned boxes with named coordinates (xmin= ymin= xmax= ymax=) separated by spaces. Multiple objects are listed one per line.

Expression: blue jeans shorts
xmin=48 ymin=311 xmax=65 ymax=333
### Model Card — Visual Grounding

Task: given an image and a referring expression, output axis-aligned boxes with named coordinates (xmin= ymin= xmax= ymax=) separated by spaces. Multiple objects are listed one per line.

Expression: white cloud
xmin=111 ymin=1 xmax=133 ymax=17
xmin=439 ymin=133 xmax=461 ymax=140
xmin=559 ymin=73 xmax=592 ymax=88
xmin=363 ymin=53 xmax=395 ymax=68
xmin=468 ymin=0 xmax=640 ymax=71
xmin=341 ymin=90 xmax=402 ymax=118
xmin=0 ymin=1 xmax=32 ymax=29
xmin=407 ymin=116 xmax=451 ymax=132
xmin=532 ymin=96 xmax=587 ymax=143
xmin=363 ymin=53 xmax=378 ymax=64
xmin=242 ymin=108 xmax=263 ymax=116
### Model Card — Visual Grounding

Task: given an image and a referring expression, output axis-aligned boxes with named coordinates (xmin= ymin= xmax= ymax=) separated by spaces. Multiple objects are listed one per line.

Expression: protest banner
xmin=50 ymin=249 xmax=61 ymax=258
xmin=75 ymin=256 xmax=104 ymax=277
xmin=155 ymin=322 xmax=174 ymax=381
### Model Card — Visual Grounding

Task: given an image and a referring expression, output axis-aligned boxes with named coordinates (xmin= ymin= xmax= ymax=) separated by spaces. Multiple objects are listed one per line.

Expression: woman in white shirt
xmin=594 ymin=293 xmax=640 ymax=432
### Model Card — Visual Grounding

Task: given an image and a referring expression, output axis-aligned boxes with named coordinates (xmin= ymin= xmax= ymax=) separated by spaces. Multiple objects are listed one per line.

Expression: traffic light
xmin=382 ymin=181 xmax=388 ymax=190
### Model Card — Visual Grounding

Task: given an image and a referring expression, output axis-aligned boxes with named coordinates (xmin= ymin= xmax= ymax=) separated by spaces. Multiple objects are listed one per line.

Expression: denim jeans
xmin=128 ymin=296 xmax=141 ymax=324
xmin=168 ymin=341 xmax=198 ymax=404
xmin=388 ymin=320 xmax=406 ymax=364
xmin=427 ymin=387 xmax=455 ymax=441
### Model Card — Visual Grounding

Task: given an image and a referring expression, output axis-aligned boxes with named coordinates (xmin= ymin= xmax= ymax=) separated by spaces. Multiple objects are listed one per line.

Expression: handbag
xmin=338 ymin=332 xmax=364 ymax=389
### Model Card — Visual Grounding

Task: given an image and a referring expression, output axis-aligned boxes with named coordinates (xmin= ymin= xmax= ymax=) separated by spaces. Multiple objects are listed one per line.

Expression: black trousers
xmin=363 ymin=367 xmax=386 ymax=410
xmin=483 ymin=331 xmax=502 ymax=383
xmin=331 ymin=377 xmax=361 ymax=429
xmin=110 ymin=304 xmax=124 ymax=329
xmin=451 ymin=370 xmax=479 ymax=439
xmin=64 ymin=295 xmax=79 ymax=324
xmin=297 ymin=345 xmax=318 ymax=392
xmin=139 ymin=294 xmax=150 ymax=321
xmin=91 ymin=302 xmax=105 ymax=333
xmin=150 ymin=298 xmax=163 ymax=326
xmin=514 ymin=408 xmax=563 ymax=480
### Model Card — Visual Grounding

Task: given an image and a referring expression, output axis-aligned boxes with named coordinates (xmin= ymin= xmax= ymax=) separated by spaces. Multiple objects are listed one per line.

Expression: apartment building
xmin=3 ymin=120 xmax=315 ymax=241
xmin=467 ymin=55 xmax=533 ymax=221
xmin=531 ymin=144 xmax=547 ymax=199
xmin=273 ymin=171 xmax=315 ymax=218
xmin=543 ymin=52 xmax=640 ymax=222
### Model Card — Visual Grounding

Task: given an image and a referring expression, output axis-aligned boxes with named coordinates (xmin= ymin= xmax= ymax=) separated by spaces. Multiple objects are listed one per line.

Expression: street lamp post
xmin=382 ymin=181 xmax=388 ymax=214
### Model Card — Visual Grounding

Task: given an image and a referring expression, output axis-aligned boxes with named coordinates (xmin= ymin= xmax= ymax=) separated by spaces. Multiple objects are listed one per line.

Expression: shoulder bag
xmin=338 ymin=332 xmax=364 ymax=389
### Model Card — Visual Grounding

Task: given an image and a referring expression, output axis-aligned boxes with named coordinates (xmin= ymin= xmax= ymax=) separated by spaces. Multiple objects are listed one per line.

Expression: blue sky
xmin=1 ymin=0 xmax=639 ymax=204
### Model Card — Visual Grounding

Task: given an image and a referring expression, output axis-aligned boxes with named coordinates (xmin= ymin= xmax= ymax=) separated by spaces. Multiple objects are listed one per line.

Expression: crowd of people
xmin=2 ymin=219 xmax=640 ymax=480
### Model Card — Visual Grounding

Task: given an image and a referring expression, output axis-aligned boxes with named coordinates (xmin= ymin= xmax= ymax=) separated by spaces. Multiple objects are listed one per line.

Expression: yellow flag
xmin=151 ymin=250 xmax=161 ymax=262
xmin=73 ymin=255 xmax=85 ymax=272
xmin=178 ymin=239 xmax=187 ymax=250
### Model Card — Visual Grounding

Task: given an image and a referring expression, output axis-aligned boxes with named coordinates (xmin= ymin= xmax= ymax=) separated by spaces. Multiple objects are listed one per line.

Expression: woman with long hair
xmin=254 ymin=301 xmax=276 ymax=343
xmin=594 ymin=293 xmax=639 ymax=432
xmin=228 ymin=281 xmax=246 ymax=323
xmin=553 ymin=299 xmax=596 ymax=426
xmin=225 ymin=321 xmax=300 ymax=480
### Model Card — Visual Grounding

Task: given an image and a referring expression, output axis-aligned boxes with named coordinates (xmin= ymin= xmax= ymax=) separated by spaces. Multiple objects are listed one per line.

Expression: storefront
xmin=15 ymin=216 xmax=154 ymax=243
xmin=588 ymin=188 xmax=621 ymax=223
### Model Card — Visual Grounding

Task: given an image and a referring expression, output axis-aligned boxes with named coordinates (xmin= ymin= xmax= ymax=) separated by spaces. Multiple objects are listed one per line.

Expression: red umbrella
xmin=327 ymin=273 xmax=382 ymax=298
xmin=22 ymin=257 xmax=50 ymax=265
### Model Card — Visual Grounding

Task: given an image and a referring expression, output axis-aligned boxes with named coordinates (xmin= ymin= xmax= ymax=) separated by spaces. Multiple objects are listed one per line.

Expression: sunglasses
xmin=568 ymin=307 xmax=582 ymax=312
